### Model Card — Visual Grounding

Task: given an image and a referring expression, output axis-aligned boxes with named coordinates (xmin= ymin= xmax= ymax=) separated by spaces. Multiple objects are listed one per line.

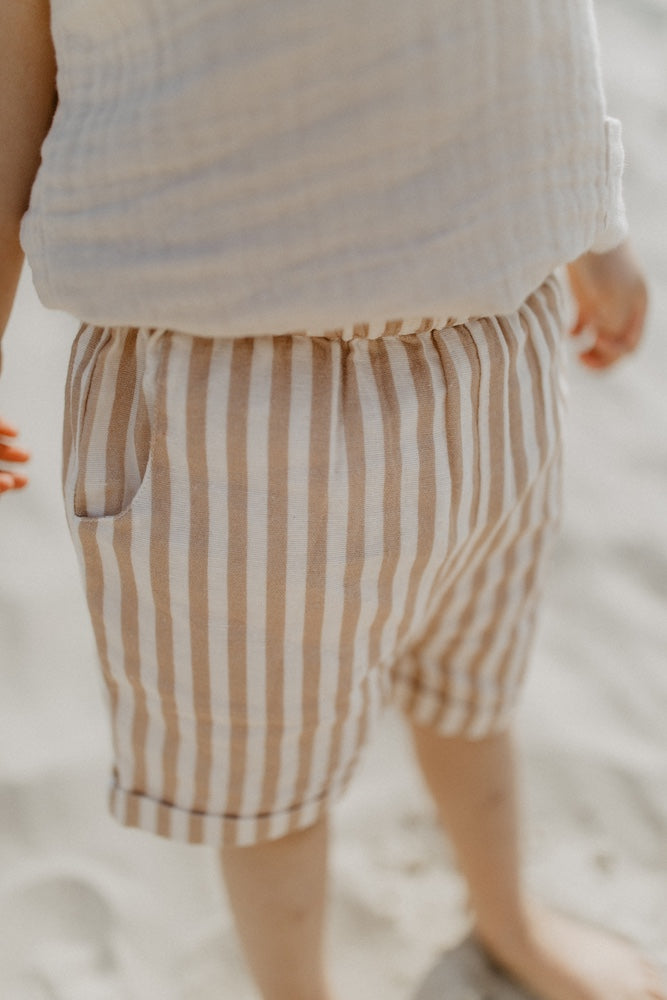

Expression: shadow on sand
xmin=414 ymin=937 xmax=536 ymax=1000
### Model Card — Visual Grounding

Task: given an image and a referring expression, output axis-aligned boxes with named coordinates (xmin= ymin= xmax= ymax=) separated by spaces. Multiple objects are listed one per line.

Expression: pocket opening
xmin=67 ymin=327 xmax=166 ymax=524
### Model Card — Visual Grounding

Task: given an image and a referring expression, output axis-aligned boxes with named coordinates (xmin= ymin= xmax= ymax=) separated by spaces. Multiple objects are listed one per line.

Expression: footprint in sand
xmin=0 ymin=870 xmax=130 ymax=999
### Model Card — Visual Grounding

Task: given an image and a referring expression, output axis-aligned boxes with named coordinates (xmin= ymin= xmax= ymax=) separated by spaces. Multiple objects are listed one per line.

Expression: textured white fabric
xmin=21 ymin=0 xmax=626 ymax=339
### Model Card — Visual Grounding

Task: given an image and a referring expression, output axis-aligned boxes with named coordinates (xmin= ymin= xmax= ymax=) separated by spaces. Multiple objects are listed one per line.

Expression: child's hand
xmin=0 ymin=417 xmax=30 ymax=494
xmin=566 ymin=239 xmax=648 ymax=369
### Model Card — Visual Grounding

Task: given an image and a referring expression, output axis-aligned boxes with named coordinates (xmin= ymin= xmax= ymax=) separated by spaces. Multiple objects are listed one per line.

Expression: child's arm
xmin=567 ymin=239 xmax=648 ymax=369
xmin=0 ymin=0 xmax=57 ymax=494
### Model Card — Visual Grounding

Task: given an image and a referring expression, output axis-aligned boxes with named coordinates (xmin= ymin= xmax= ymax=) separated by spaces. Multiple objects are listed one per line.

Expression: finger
xmin=578 ymin=301 xmax=647 ymax=368
xmin=0 ymin=418 xmax=20 ymax=438
xmin=579 ymin=343 xmax=623 ymax=369
xmin=579 ymin=341 xmax=628 ymax=369
xmin=578 ymin=333 xmax=625 ymax=369
xmin=588 ymin=313 xmax=644 ymax=367
xmin=0 ymin=471 xmax=29 ymax=493
xmin=578 ymin=349 xmax=613 ymax=370
xmin=0 ymin=441 xmax=31 ymax=462
xmin=594 ymin=306 xmax=645 ymax=360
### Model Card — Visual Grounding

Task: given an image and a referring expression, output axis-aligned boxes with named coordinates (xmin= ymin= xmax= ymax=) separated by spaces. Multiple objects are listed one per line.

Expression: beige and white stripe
xmin=62 ymin=273 xmax=567 ymax=847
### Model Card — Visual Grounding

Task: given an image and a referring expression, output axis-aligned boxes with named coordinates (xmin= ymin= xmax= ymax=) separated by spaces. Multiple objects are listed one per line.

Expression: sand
xmin=1 ymin=2 xmax=666 ymax=996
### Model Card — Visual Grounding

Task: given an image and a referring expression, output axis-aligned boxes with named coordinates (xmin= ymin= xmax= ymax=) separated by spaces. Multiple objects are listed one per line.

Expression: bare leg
xmin=410 ymin=724 xmax=666 ymax=1000
xmin=219 ymin=816 xmax=337 ymax=1000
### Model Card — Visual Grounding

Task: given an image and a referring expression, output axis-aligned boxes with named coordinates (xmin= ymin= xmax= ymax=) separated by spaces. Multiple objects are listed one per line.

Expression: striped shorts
xmin=62 ymin=273 xmax=566 ymax=847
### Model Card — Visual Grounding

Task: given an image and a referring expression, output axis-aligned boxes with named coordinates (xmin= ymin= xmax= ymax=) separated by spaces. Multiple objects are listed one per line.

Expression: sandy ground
xmin=1 ymin=2 xmax=666 ymax=997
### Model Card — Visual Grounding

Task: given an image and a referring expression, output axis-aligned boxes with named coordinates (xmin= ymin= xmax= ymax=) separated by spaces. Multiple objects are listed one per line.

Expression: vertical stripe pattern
xmin=61 ymin=273 xmax=567 ymax=846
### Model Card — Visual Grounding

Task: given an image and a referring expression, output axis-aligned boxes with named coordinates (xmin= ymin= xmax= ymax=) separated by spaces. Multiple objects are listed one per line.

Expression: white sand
xmin=1 ymin=3 xmax=666 ymax=996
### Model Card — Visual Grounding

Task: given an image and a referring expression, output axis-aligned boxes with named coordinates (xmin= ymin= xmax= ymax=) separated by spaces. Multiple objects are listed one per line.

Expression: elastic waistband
xmin=301 ymin=315 xmax=459 ymax=342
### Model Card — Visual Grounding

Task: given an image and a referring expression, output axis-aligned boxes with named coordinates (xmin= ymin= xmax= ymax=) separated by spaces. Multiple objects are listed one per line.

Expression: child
xmin=0 ymin=3 xmax=662 ymax=1000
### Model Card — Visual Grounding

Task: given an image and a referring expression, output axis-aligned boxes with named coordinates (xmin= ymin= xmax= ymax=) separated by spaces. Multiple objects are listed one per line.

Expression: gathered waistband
xmin=287 ymin=315 xmax=460 ymax=342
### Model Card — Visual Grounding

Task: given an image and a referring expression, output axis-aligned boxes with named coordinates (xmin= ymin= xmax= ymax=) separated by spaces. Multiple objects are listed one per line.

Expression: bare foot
xmin=478 ymin=900 xmax=666 ymax=1000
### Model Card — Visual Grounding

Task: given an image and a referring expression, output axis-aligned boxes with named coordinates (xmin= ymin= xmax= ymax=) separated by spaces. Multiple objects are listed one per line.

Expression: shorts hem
xmin=391 ymin=674 xmax=518 ymax=740
xmin=108 ymin=779 xmax=334 ymax=848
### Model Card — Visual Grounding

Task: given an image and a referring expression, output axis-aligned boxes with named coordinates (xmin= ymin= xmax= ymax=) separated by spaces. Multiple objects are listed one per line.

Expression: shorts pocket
xmin=63 ymin=326 xmax=165 ymax=524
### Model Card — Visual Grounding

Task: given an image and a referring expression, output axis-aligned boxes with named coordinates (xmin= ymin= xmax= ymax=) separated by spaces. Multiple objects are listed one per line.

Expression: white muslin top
xmin=20 ymin=0 xmax=627 ymax=338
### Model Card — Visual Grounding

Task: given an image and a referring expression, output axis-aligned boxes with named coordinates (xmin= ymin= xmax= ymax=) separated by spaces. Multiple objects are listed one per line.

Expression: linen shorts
xmin=62 ymin=273 xmax=567 ymax=847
